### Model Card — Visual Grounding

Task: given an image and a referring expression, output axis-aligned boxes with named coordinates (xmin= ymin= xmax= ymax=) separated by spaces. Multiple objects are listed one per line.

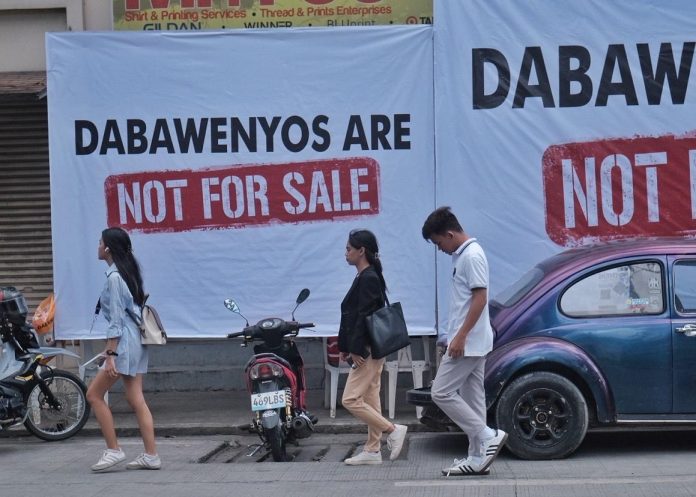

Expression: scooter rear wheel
xmin=23 ymin=369 xmax=91 ymax=441
xmin=265 ymin=425 xmax=287 ymax=462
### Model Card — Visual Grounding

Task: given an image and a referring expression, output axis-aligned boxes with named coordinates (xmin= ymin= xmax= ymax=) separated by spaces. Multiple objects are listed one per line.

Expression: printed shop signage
xmin=474 ymin=40 xmax=696 ymax=244
xmin=49 ymin=0 xmax=696 ymax=340
xmin=434 ymin=0 xmax=696 ymax=299
xmin=112 ymin=0 xmax=433 ymax=30
xmin=46 ymin=26 xmax=435 ymax=340
xmin=76 ymin=112 xmax=410 ymax=232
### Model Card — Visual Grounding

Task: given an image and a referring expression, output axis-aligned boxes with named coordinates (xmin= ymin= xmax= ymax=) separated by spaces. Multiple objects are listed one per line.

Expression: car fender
xmin=485 ymin=337 xmax=615 ymax=423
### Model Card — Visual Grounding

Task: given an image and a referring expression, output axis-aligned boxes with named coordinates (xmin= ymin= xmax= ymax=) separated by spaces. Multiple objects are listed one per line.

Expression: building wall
xmin=0 ymin=9 xmax=66 ymax=71
xmin=84 ymin=0 xmax=113 ymax=31
xmin=0 ymin=0 xmax=112 ymax=71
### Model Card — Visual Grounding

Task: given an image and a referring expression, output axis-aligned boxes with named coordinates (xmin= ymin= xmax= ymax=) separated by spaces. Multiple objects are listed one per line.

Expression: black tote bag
xmin=365 ymin=296 xmax=410 ymax=359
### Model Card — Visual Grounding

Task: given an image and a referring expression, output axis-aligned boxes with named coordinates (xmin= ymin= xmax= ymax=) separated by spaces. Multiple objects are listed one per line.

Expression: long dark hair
xmin=102 ymin=227 xmax=145 ymax=306
xmin=348 ymin=229 xmax=387 ymax=293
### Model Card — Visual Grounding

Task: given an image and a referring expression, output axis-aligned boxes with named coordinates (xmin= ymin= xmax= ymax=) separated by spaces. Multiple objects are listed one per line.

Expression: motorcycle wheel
xmin=23 ymin=369 xmax=91 ymax=441
xmin=265 ymin=425 xmax=287 ymax=462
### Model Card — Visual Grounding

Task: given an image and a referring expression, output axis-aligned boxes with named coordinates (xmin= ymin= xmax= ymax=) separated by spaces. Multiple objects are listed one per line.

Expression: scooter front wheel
xmin=23 ymin=369 xmax=91 ymax=441
xmin=265 ymin=425 xmax=287 ymax=462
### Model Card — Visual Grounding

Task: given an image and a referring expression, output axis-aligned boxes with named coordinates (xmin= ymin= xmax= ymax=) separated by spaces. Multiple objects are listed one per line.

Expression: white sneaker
xmin=478 ymin=429 xmax=508 ymax=471
xmin=344 ymin=450 xmax=382 ymax=465
xmin=387 ymin=424 xmax=408 ymax=461
xmin=126 ymin=453 xmax=162 ymax=470
xmin=441 ymin=457 xmax=489 ymax=476
xmin=91 ymin=448 xmax=126 ymax=472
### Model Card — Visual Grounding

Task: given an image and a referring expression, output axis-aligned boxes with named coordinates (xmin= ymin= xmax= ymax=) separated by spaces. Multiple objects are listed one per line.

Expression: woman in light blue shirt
xmin=86 ymin=227 xmax=161 ymax=472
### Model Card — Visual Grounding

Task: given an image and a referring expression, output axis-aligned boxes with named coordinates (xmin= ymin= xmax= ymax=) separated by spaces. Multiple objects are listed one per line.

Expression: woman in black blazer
xmin=339 ymin=229 xmax=407 ymax=465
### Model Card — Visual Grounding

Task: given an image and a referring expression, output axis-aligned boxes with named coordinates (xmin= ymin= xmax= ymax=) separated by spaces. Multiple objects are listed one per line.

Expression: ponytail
xmin=102 ymin=227 xmax=146 ymax=306
xmin=365 ymin=250 xmax=387 ymax=294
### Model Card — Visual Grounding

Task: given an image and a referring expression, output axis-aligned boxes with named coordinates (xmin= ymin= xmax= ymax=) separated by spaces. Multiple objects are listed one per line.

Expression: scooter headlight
xmin=249 ymin=363 xmax=284 ymax=380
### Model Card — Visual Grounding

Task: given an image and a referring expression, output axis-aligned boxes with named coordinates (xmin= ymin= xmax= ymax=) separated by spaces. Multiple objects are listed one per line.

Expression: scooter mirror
xmin=296 ymin=288 xmax=310 ymax=305
xmin=291 ymin=289 xmax=311 ymax=321
xmin=224 ymin=298 xmax=240 ymax=314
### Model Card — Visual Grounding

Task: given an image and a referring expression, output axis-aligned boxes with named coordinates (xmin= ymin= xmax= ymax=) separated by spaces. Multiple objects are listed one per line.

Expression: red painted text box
xmin=543 ymin=134 xmax=696 ymax=246
xmin=104 ymin=157 xmax=380 ymax=233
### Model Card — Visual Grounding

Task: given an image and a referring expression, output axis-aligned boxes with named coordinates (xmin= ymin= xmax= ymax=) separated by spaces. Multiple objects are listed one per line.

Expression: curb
xmin=76 ymin=420 xmax=434 ymax=438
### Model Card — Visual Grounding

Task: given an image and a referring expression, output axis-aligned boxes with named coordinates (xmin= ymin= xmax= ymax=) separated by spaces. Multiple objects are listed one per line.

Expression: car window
xmin=674 ymin=260 xmax=696 ymax=314
xmin=493 ymin=267 xmax=544 ymax=307
xmin=560 ymin=262 xmax=664 ymax=317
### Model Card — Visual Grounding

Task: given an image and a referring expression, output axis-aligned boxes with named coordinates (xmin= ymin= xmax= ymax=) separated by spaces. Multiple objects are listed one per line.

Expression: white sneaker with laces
xmin=126 ymin=453 xmax=162 ymax=470
xmin=441 ymin=456 xmax=490 ymax=476
xmin=387 ymin=424 xmax=408 ymax=461
xmin=344 ymin=450 xmax=382 ymax=465
xmin=478 ymin=429 xmax=508 ymax=471
xmin=91 ymin=448 xmax=126 ymax=472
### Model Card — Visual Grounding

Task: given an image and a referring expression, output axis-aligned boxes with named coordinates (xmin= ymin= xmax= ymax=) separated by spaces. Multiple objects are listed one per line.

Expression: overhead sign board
xmin=113 ymin=0 xmax=433 ymax=30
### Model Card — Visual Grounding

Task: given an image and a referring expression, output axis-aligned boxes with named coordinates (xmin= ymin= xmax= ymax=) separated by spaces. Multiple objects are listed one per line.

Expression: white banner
xmin=47 ymin=26 xmax=436 ymax=339
xmin=435 ymin=0 xmax=696 ymax=305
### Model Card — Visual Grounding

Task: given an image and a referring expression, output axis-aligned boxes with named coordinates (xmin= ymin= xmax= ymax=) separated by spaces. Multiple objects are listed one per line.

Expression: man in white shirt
xmin=422 ymin=206 xmax=507 ymax=476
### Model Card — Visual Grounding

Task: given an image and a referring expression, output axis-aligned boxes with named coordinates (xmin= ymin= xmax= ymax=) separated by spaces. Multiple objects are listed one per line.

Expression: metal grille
xmin=0 ymin=97 xmax=52 ymax=313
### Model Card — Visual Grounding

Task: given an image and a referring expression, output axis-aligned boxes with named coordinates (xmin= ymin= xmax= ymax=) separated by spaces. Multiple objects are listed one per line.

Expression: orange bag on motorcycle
xmin=32 ymin=293 xmax=55 ymax=335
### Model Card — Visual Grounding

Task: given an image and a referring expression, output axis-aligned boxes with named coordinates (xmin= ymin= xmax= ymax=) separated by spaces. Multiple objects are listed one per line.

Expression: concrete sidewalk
xmin=82 ymin=388 xmax=433 ymax=438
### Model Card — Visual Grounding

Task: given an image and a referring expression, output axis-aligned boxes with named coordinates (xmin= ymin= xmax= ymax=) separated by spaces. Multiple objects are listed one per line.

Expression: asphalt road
xmin=2 ymin=429 xmax=696 ymax=497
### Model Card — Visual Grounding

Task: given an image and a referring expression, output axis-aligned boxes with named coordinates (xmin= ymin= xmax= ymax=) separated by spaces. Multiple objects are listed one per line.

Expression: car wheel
xmin=495 ymin=372 xmax=588 ymax=460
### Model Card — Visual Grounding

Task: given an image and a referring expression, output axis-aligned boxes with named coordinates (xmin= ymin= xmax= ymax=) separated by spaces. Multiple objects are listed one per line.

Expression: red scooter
xmin=225 ymin=289 xmax=316 ymax=461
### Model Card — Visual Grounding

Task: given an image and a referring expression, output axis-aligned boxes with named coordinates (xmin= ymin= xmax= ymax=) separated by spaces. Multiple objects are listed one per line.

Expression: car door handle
xmin=676 ymin=324 xmax=696 ymax=336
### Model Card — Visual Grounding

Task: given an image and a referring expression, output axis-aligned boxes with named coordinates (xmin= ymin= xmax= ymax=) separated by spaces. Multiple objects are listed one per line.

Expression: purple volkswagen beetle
xmin=408 ymin=237 xmax=696 ymax=460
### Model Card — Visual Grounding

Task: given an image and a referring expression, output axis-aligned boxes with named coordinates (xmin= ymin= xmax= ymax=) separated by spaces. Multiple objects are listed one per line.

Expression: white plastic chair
xmin=322 ymin=337 xmax=352 ymax=418
xmin=383 ymin=338 xmax=431 ymax=419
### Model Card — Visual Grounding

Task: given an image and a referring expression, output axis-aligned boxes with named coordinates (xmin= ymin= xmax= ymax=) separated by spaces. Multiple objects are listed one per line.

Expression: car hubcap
xmin=513 ymin=387 xmax=572 ymax=446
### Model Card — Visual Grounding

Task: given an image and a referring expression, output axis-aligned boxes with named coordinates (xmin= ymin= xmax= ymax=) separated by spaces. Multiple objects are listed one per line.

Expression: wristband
xmin=105 ymin=349 xmax=119 ymax=357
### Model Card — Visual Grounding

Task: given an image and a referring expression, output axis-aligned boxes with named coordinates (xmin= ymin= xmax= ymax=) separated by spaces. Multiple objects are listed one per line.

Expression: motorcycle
xmin=0 ymin=287 xmax=90 ymax=440
xmin=225 ymin=288 xmax=316 ymax=461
